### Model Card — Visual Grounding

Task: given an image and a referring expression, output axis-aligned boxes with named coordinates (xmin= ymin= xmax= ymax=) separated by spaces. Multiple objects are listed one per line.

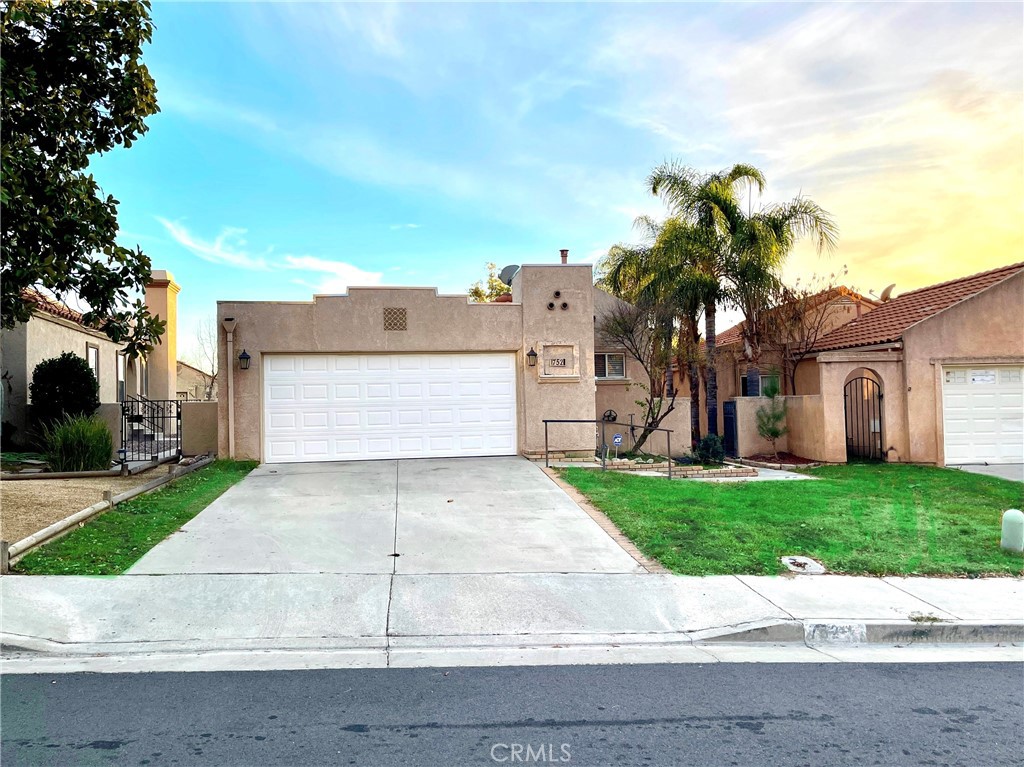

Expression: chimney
xmin=559 ymin=249 xmax=569 ymax=265
xmin=144 ymin=270 xmax=180 ymax=401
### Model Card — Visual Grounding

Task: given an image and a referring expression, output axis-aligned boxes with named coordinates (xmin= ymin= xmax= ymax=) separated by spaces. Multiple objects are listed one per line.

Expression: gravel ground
xmin=1 ymin=469 xmax=163 ymax=543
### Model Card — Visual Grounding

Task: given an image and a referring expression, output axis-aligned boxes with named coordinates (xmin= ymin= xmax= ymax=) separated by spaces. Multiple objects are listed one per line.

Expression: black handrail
xmin=121 ymin=395 xmax=182 ymax=462
xmin=541 ymin=419 xmax=673 ymax=479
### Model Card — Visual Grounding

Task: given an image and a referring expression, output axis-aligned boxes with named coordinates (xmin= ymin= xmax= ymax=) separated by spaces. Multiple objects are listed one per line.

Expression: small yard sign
xmin=612 ymin=433 xmax=623 ymax=446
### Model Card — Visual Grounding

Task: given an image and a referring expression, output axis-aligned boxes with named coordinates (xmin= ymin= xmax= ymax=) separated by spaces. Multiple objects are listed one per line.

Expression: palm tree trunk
xmin=705 ymin=300 xmax=719 ymax=436
xmin=688 ymin=360 xmax=701 ymax=445
xmin=746 ymin=363 xmax=761 ymax=397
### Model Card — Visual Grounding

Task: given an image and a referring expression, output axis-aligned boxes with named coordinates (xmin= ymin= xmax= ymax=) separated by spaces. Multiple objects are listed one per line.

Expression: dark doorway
xmin=844 ymin=376 xmax=884 ymax=460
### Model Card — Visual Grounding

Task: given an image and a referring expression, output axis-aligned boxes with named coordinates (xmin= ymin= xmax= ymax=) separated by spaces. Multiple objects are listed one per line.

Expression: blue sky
xmin=88 ymin=2 xmax=1024 ymax=362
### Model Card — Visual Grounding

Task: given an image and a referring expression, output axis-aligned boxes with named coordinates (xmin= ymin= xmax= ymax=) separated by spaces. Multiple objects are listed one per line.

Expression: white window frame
xmin=86 ymin=343 xmax=100 ymax=391
xmin=116 ymin=352 xmax=127 ymax=402
xmin=595 ymin=352 xmax=627 ymax=380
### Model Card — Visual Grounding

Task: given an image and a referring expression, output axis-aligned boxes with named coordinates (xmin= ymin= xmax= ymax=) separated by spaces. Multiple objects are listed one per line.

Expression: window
xmin=116 ymin=353 xmax=126 ymax=402
xmin=86 ymin=344 xmax=100 ymax=391
xmin=594 ymin=353 xmax=626 ymax=379
xmin=741 ymin=372 xmax=780 ymax=396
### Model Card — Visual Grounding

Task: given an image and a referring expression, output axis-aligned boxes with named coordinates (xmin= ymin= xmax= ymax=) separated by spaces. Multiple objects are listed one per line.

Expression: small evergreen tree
xmin=755 ymin=378 xmax=788 ymax=460
xmin=29 ymin=352 xmax=101 ymax=431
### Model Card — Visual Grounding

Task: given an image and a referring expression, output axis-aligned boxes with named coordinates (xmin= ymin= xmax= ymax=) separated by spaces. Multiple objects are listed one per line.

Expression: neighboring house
xmin=802 ymin=261 xmax=1024 ymax=466
xmin=215 ymin=253 xmax=693 ymax=464
xmin=0 ymin=271 xmax=181 ymax=449
xmin=678 ymin=287 xmax=880 ymax=440
xmin=177 ymin=360 xmax=215 ymax=401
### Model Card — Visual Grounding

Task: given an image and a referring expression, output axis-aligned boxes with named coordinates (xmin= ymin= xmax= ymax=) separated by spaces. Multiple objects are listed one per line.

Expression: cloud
xmin=281 ymin=255 xmax=383 ymax=293
xmin=389 ymin=223 xmax=421 ymax=230
xmin=158 ymin=218 xmax=271 ymax=270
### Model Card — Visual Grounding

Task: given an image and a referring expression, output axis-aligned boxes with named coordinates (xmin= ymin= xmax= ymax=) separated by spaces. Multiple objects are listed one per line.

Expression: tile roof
xmin=813 ymin=262 xmax=1024 ymax=352
xmin=711 ymin=287 xmax=872 ymax=349
xmin=20 ymin=289 xmax=87 ymax=325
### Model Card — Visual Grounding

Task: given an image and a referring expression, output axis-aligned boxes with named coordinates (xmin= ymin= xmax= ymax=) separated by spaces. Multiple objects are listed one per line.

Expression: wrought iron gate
xmin=844 ymin=377 xmax=883 ymax=460
xmin=120 ymin=396 xmax=182 ymax=463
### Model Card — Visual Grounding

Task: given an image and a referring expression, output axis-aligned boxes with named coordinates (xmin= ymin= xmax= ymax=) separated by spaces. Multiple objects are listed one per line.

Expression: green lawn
xmin=560 ymin=463 xmax=1024 ymax=576
xmin=14 ymin=460 xmax=258 ymax=575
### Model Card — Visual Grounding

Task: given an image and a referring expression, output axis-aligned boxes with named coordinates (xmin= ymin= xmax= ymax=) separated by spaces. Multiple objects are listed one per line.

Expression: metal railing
xmin=542 ymin=419 xmax=673 ymax=479
xmin=121 ymin=395 xmax=182 ymax=463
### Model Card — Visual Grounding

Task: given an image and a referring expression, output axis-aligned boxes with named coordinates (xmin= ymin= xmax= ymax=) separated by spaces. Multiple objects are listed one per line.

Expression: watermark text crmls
xmin=490 ymin=743 xmax=571 ymax=763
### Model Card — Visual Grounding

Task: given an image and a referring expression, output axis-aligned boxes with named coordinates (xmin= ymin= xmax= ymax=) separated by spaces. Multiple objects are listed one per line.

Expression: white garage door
xmin=942 ymin=366 xmax=1024 ymax=464
xmin=263 ymin=353 xmax=517 ymax=463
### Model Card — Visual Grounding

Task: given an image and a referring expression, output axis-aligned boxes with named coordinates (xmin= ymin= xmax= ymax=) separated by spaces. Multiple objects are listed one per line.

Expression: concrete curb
xmin=704 ymin=619 xmax=1024 ymax=646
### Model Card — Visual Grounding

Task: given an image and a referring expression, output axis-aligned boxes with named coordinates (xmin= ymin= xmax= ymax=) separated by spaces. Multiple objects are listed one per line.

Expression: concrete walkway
xmin=2 ymin=573 xmax=1020 ymax=672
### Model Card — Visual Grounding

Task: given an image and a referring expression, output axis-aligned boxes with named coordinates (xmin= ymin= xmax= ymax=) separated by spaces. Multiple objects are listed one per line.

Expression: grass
xmin=559 ymin=463 xmax=1024 ymax=576
xmin=14 ymin=460 xmax=258 ymax=575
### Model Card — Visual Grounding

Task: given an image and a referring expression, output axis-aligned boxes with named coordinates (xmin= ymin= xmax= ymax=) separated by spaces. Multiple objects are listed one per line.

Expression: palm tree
xmin=645 ymin=163 xmax=765 ymax=435
xmin=646 ymin=162 xmax=837 ymax=414
xmin=602 ymin=216 xmax=717 ymax=447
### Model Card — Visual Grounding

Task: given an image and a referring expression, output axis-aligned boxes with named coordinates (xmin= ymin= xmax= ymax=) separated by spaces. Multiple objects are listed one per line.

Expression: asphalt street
xmin=2 ymin=662 xmax=1021 ymax=766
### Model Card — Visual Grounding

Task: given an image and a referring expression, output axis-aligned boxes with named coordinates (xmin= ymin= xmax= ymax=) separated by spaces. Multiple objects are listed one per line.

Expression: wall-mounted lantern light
xmin=526 ymin=347 xmax=538 ymax=367
xmin=238 ymin=349 xmax=251 ymax=370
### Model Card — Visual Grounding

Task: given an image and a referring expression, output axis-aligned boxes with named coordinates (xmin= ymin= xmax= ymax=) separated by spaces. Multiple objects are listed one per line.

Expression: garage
xmin=942 ymin=366 xmax=1024 ymax=464
xmin=263 ymin=353 xmax=517 ymax=463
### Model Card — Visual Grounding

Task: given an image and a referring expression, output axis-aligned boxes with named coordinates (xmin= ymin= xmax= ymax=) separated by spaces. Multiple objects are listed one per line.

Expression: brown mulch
xmin=747 ymin=452 xmax=819 ymax=465
xmin=0 ymin=468 xmax=163 ymax=544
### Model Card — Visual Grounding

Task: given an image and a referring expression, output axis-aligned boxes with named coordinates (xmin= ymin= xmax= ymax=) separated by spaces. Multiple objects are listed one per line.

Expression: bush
xmin=694 ymin=434 xmax=725 ymax=465
xmin=29 ymin=352 xmax=101 ymax=430
xmin=44 ymin=415 xmax=113 ymax=472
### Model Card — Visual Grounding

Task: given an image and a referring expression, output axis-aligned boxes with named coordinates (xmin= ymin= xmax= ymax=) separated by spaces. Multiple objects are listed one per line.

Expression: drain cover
xmin=780 ymin=555 xmax=826 ymax=574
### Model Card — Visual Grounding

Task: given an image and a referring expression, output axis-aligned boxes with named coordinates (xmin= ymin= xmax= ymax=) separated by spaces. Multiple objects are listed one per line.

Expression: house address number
xmin=549 ymin=358 xmax=567 ymax=367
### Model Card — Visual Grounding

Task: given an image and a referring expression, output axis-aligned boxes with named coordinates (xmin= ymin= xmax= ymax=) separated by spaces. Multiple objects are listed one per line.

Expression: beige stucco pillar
xmin=144 ymin=270 xmax=180 ymax=401
xmin=512 ymin=264 xmax=597 ymax=455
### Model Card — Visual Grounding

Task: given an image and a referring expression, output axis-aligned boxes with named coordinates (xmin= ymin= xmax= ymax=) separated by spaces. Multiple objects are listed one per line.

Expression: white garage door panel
xmin=264 ymin=353 xmax=517 ymax=463
xmin=942 ymin=366 xmax=1024 ymax=464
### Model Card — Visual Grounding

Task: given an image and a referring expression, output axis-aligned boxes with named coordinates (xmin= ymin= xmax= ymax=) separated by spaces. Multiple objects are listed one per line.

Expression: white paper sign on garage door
xmin=942 ymin=366 xmax=1024 ymax=464
xmin=263 ymin=353 xmax=518 ymax=463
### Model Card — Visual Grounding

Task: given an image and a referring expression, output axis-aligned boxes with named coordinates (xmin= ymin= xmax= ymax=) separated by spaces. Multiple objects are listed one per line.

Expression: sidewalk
xmin=2 ymin=572 xmax=1021 ymax=673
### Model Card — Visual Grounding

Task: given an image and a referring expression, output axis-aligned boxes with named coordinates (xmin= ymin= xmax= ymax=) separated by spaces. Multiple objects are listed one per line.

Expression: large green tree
xmin=647 ymin=162 xmax=837 ymax=417
xmin=1 ymin=0 xmax=163 ymax=357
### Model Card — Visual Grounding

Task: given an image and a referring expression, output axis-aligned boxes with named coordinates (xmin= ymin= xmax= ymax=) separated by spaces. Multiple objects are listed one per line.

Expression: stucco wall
xmin=901 ymin=270 xmax=1024 ymax=465
xmin=783 ymin=395 xmax=828 ymax=461
xmin=733 ymin=396 xmax=789 ymax=458
xmin=182 ymin=400 xmax=218 ymax=456
xmin=817 ymin=351 xmax=907 ymax=463
xmin=218 ymin=264 xmax=597 ymax=461
xmin=513 ymin=265 xmax=596 ymax=454
xmin=1 ymin=315 xmax=123 ymax=445
xmin=95 ymin=403 xmax=122 ymax=459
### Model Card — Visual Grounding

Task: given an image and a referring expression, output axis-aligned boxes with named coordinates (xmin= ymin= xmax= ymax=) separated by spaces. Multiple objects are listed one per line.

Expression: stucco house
xmin=177 ymin=360 xmax=215 ymax=401
xmin=216 ymin=254 xmax=691 ymax=464
xmin=0 ymin=271 xmax=183 ymax=449
xmin=678 ymin=287 xmax=880 ymax=441
xmin=727 ymin=262 xmax=1024 ymax=466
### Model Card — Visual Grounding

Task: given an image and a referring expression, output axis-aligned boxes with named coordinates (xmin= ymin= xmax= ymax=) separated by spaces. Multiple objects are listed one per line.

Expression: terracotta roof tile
xmin=813 ymin=262 xmax=1024 ymax=352
xmin=712 ymin=287 xmax=871 ymax=349
xmin=20 ymin=289 xmax=86 ymax=325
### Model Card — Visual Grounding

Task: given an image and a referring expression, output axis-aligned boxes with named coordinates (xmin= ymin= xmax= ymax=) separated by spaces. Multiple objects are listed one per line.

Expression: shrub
xmin=755 ymin=378 xmax=788 ymax=460
xmin=694 ymin=434 xmax=725 ymax=465
xmin=44 ymin=415 xmax=113 ymax=472
xmin=29 ymin=352 xmax=100 ymax=430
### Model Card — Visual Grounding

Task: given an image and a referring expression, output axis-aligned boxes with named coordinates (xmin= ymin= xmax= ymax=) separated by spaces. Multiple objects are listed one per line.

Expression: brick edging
xmin=540 ymin=467 xmax=669 ymax=574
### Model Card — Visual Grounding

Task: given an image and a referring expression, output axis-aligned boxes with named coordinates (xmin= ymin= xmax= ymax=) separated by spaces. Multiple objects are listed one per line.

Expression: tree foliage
xmin=29 ymin=351 xmax=100 ymax=430
xmin=468 ymin=262 xmax=512 ymax=303
xmin=755 ymin=377 xmax=788 ymax=460
xmin=1 ymin=0 xmax=163 ymax=357
xmin=596 ymin=301 xmax=676 ymax=454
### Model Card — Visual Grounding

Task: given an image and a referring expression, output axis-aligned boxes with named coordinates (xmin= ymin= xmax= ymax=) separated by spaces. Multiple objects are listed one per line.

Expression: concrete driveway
xmin=948 ymin=463 xmax=1024 ymax=483
xmin=129 ymin=457 xmax=645 ymax=575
